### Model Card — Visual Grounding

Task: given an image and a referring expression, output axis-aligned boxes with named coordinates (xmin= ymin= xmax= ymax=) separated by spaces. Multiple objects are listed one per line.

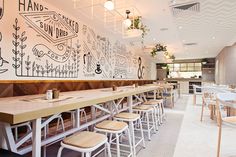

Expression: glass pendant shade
xmin=104 ymin=0 xmax=114 ymax=10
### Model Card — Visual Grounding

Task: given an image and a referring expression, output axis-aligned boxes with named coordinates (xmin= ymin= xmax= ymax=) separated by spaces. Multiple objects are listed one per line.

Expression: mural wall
xmin=0 ymin=0 xmax=153 ymax=80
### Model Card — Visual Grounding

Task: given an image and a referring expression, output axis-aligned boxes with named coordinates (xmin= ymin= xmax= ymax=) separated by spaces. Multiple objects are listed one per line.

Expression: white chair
xmin=201 ymin=87 xmax=229 ymax=122
xmin=57 ymin=131 xmax=111 ymax=157
xmin=216 ymin=93 xmax=236 ymax=157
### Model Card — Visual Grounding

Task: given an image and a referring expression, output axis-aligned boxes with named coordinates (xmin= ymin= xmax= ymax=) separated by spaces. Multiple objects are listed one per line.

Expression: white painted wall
xmin=0 ymin=0 xmax=155 ymax=80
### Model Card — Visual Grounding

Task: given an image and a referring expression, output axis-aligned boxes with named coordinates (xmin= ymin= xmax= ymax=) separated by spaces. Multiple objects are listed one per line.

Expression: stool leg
xmin=158 ymin=103 xmax=163 ymax=124
xmin=116 ymin=133 xmax=120 ymax=157
xmin=138 ymin=118 xmax=145 ymax=148
xmin=146 ymin=112 xmax=151 ymax=141
xmin=130 ymin=122 xmax=136 ymax=157
xmin=105 ymin=141 xmax=112 ymax=157
xmin=57 ymin=146 xmax=64 ymax=157
xmin=153 ymin=107 xmax=159 ymax=131
xmin=127 ymin=128 xmax=133 ymax=157
xmin=151 ymin=110 xmax=157 ymax=133
xmin=81 ymin=153 xmax=84 ymax=157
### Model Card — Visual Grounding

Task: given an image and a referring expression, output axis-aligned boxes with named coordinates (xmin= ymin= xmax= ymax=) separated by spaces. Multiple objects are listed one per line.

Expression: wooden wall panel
xmin=0 ymin=84 xmax=13 ymax=97
xmin=0 ymin=80 xmax=154 ymax=98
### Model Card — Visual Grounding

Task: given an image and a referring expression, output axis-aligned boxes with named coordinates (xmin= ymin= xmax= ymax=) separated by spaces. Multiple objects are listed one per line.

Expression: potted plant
xmin=128 ymin=16 xmax=149 ymax=43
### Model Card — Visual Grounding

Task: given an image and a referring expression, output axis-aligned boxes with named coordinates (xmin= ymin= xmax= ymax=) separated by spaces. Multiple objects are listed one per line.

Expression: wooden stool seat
xmin=223 ymin=116 xmax=236 ymax=123
xmin=143 ymin=99 xmax=163 ymax=105
xmin=95 ymin=120 xmax=127 ymax=131
xmin=114 ymin=112 xmax=140 ymax=120
xmin=133 ymin=105 xmax=153 ymax=111
xmin=0 ymin=149 xmax=25 ymax=157
xmin=63 ymin=131 xmax=107 ymax=148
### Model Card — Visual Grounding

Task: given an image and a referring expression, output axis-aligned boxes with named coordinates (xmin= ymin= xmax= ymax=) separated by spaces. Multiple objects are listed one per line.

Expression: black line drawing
xmin=12 ymin=18 xmax=21 ymax=76
xmin=0 ymin=31 xmax=9 ymax=74
xmin=20 ymin=11 xmax=78 ymax=43
xmin=11 ymin=18 xmax=81 ymax=78
xmin=137 ymin=57 xmax=145 ymax=79
xmin=32 ymin=44 xmax=71 ymax=63
xmin=95 ymin=62 xmax=102 ymax=74
xmin=83 ymin=51 xmax=92 ymax=73
xmin=0 ymin=0 xmax=4 ymax=20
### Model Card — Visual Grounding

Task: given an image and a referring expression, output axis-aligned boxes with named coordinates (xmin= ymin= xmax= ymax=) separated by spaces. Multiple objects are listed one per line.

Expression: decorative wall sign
xmin=20 ymin=11 xmax=78 ymax=43
xmin=32 ymin=44 xmax=71 ymax=63
xmin=0 ymin=0 xmax=4 ymax=20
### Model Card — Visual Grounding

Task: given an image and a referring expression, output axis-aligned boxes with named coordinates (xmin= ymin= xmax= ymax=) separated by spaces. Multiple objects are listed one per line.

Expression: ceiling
xmin=45 ymin=0 xmax=236 ymax=61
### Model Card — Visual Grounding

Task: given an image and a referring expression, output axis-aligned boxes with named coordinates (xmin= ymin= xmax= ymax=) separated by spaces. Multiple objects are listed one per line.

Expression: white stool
xmin=66 ymin=108 xmax=88 ymax=128
xmin=133 ymin=105 xmax=156 ymax=140
xmin=57 ymin=131 xmax=111 ymax=157
xmin=147 ymin=99 xmax=166 ymax=124
xmin=114 ymin=112 xmax=145 ymax=157
xmin=95 ymin=120 xmax=133 ymax=157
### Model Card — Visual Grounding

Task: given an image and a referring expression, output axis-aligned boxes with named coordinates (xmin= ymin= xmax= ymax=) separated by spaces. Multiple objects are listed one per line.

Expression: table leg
xmin=0 ymin=123 xmax=7 ymax=149
xmin=32 ymin=118 xmax=42 ymax=157
xmin=75 ymin=109 xmax=80 ymax=128
xmin=127 ymin=95 xmax=133 ymax=113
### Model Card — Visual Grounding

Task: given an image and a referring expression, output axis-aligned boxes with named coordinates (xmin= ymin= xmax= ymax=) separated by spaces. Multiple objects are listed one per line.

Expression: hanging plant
xmin=150 ymin=43 xmax=175 ymax=61
xmin=128 ymin=16 xmax=150 ymax=44
xmin=150 ymin=43 xmax=167 ymax=57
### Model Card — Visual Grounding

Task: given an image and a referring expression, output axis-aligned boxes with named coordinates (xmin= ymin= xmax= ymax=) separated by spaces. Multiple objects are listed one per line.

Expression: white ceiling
xmin=45 ymin=0 xmax=236 ymax=61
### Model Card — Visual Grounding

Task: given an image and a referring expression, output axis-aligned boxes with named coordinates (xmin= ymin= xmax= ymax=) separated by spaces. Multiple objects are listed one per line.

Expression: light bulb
xmin=123 ymin=18 xmax=132 ymax=27
xmin=104 ymin=0 xmax=114 ymax=11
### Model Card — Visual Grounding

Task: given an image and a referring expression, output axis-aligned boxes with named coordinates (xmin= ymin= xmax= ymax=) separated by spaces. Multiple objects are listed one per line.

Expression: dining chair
xmin=216 ymin=93 xmax=236 ymax=157
xmin=201 ymin=87 xmax=228 ymax=122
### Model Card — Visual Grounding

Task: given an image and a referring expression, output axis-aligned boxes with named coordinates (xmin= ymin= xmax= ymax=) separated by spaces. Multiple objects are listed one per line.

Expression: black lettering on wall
xmin=19 ymin=0 xmax=47 ymax=12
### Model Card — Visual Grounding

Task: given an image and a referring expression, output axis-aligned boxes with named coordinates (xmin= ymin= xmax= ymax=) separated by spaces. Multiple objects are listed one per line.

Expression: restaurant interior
xmin=0 ymin=0 xmax=236 ymax=157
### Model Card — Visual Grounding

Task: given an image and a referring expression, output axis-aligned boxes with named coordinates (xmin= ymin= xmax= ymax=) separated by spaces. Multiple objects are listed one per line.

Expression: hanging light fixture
xmin=123 ymin=10 xmax=132 ymax=28
xmin=104 ymin=0 xmax=114 ymax=11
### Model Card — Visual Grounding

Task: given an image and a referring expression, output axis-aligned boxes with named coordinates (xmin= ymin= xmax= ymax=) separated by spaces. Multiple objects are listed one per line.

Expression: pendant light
xmin=123 ymin=10 xmax=132 ymax=28
xmin=104 ymin=0 xmax=114 ymax=11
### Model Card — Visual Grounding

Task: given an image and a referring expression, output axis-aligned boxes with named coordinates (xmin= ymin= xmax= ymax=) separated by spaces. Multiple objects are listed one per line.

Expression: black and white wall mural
xmin=0 ymin=0 xmax=153 ymax=80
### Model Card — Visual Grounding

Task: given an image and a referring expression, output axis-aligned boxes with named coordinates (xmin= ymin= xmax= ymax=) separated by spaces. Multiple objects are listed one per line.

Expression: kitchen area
xmin=156 ymin=58 xmax=215 ymax=94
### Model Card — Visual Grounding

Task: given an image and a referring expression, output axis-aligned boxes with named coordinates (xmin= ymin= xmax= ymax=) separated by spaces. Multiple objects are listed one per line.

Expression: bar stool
xmin=114 ymin=112 xmax=145 ymax=157
xmin=132 ymin=105 xmax=156 ymax=140
xmin=147 ymin=99 xmax=166 ymax=124
xmin=65 ymin=108 xmax=88 ymax=127
xmin=57 ymin=131 xmax=111 ymax=157
xmin=95 ymin=120 xmax=133 ymax=157
xmin=142 ymin=100 xmax=161 ymax=129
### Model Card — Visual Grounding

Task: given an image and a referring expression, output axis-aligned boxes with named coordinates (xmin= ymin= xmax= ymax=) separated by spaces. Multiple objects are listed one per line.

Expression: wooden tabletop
xmin=0 ymin=85 xmax=158 ymax=124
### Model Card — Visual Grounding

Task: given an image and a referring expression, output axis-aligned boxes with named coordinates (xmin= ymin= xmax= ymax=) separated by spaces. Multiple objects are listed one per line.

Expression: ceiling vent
xmin=183 ymin=42 xmax=198 ymax=46
xmin=170 ymin=1 xmax=200 ymax=16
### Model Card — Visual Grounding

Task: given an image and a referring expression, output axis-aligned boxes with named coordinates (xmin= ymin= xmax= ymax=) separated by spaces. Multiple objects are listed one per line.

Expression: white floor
xmin=173 ymin=95 xmax=236 ymax=157
xmin=46 ymin=95 xmax=236 ymax=157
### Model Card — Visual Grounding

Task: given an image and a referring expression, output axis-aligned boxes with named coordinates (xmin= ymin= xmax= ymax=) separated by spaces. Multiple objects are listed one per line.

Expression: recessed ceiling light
xmin=212 ymin=36 xmax=216 ymax=40
xmin=153 ymin=38 xmax=156 ymax=41
xmin=178 ymin=26 xmax=183 ymax=29
xmin=182 ymin=40 xmax=186 ymax=42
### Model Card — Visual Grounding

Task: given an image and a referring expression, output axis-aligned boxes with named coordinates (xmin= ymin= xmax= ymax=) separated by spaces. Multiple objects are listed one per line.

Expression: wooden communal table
xmin=0 ymin=85 xmax=158 ymax=157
